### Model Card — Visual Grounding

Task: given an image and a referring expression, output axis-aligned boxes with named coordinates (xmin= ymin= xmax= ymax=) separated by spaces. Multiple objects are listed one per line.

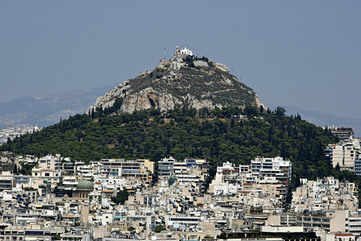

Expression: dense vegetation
xmin=3 ymin=105 xmax=361 ymax=203
xmin=1 ymin=106 xmax=336 ymax=178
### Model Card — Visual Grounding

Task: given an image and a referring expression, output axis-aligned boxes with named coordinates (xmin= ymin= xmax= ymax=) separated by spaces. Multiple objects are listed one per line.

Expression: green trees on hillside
xmin=1 ymin=106 xmax=339 ymax=188
xmin=3 ymin=106 xmax=361 ymax=204
xmin=1 ymin=107 xmax=337 ymax=182
xmin=12 ymin=106 xmax=361 ymax=202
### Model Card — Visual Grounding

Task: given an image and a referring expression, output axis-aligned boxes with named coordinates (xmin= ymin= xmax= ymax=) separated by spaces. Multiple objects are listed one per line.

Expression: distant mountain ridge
xmin=0 ymin=86 xmax=110 ymax=128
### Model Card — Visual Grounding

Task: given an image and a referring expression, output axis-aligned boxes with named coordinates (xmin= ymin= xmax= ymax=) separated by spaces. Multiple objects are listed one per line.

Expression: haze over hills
xmin=0 ymin=86 xmax=110 ymax=129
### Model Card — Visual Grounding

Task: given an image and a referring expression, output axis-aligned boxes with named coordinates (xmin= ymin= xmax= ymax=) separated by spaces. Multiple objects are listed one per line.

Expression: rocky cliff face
xmin=91 ymin=48 xmax=264 ymax=113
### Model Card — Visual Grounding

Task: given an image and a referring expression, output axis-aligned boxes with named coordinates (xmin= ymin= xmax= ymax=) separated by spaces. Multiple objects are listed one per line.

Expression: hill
xmin=90 ymin=47 xmax=263 ymax=114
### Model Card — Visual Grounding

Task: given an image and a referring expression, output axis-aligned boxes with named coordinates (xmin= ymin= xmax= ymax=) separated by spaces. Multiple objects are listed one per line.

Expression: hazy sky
xmin=0 ymin=1 xmax=360 ymax=118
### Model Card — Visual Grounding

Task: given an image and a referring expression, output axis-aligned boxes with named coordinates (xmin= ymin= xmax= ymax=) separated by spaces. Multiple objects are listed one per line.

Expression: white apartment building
xmin=38 ymin=154 xmax=63 ymax=170
xmin=76 ymin=165 xmax=93 ymax=180
xmin=158 ymin=157 xmax=208 ymax=180
xmin=166 ymin=215 xmax=202 ymax=227
xmin=326 ymin=138 xmax=361 ymax=171
xmin=251 ymin=156 xmax=292 ymax=183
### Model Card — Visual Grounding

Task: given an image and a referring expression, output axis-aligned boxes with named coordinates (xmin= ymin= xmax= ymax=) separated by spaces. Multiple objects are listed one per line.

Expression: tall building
xmin=326 ymin=138 xmax=361 ymax=171
xmin=251 ymin=156 xmax=292 ymax=184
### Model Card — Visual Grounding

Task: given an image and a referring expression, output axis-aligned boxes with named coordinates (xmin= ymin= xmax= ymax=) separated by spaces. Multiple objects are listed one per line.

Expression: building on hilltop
xmin=180 ymin=47 xmax=193 ymax=56
xmin=174 ymin=46 xmax=193 ymax=57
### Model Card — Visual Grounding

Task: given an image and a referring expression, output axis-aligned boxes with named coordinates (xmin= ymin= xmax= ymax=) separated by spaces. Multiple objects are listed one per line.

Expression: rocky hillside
xmin=91 ymin=48 xmax=264 ymax=113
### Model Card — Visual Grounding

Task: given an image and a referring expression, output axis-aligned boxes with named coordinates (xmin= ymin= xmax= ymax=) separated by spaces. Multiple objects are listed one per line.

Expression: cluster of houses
xmin=267 ymin=177 xmax=360 ymax=236
xmin=0 ymin=152 xmax=359 ymax=241
xmin=209 ymin=157 xmax=292 ymax=214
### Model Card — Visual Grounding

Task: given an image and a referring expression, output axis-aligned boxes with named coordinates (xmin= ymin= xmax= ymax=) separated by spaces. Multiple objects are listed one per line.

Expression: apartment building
xmin=346 ymin=215 xmax=361 ymax=235
xmin=99 ymin=159 xmax=154 ymax=183
xmin=158 ymin=157 xmax=176 ymax=177
xmin=326 ymin=138 xmax=361 ymax=171
xmin=0 ymin=171 xmax=14 ymax=191
xmin=158 ymin=157 xmax=208 ymax=180
xmin=251 ymin=156 xmax=292 ymax=184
